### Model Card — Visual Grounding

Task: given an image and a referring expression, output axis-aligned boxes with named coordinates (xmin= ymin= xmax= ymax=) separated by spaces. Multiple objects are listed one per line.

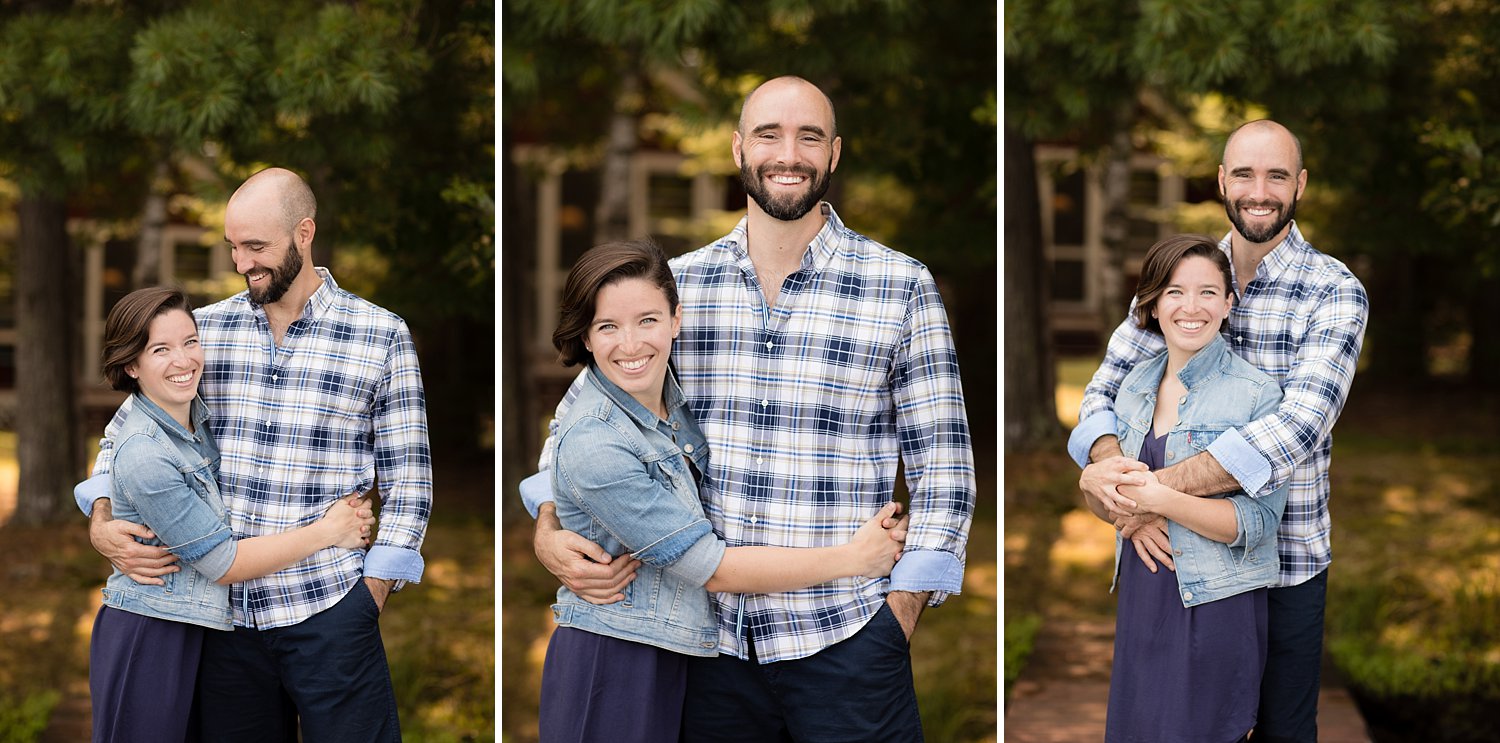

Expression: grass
xmin=501 ymin=460 xmax=999 ymax=743
xmin=1005 ymin=364 xmax=1500 ymax=741
xmin=0 ymin=460 xmax=494 ymax=742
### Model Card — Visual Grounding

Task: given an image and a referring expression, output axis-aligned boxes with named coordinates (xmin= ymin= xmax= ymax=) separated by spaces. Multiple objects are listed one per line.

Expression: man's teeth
xmin=1247 ymin=207 xmax=1273 ymax=216
xmin=771 ymin=174 xmax=804 ymax=184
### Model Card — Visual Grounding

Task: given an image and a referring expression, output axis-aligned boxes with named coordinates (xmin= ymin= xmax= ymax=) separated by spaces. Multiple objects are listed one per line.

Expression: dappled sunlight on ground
xmin=1050 ymin=510 xmax=1115 ymax=572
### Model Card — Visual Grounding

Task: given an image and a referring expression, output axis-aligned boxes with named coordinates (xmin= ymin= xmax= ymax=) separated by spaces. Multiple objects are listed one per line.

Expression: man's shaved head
xmin=230 ymin=167 xmax=318 ymax=234
xmin=738 ymin=76 xmax=838 ymax=140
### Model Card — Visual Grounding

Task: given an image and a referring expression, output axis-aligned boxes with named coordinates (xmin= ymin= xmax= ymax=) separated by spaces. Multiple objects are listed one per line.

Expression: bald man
xmin=520 ymin=76 xmax=975 ymax=741
xmin=79 ymin=168 xmax=432 ymax=742
xmin=1071 ymin=120 xmax=1369 ymax=742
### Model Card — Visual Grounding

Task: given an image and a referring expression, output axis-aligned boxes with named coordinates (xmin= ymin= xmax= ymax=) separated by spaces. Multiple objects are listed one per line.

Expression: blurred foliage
xmin=1004 ymin=613 xmax=1042 ymax=699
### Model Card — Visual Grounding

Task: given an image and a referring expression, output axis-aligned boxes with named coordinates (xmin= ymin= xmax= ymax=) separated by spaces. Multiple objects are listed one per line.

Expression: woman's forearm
xmin=1150 ymin=492 xmax=1238 ymax=544
xmin=704 ymin=545 xmax=856 ymax=593
xmin=216 ymin=524 xmax=334 ymax=585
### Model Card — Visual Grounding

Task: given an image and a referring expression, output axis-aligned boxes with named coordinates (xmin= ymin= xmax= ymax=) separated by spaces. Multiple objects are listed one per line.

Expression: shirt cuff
xmin=519 ymin=470 xmax=554 ymax=519
xmin=1206 ymin=427 xmax=1273 ymax=496
xmin=75 ymin=473 xmax=111 ymax=517
xmin=366 ymin=545 xmax=425 ymax=585
xmin=1067 ymin=411 xmax=1119 ymax=468
xmin=888 ymin=549 xmax=964 ymax=603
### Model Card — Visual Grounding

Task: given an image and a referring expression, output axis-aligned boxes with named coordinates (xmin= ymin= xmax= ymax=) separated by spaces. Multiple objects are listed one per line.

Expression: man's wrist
xmin=1089 ymin=435 xmax=1122 ymax=464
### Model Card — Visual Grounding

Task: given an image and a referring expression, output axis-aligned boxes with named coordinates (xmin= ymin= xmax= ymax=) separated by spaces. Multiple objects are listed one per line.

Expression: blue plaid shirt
xmin=83 ymin=269 xmax=433 ymax=629
xmin=1068 ymin=223 xmax=1368 ymax=586
xmin=525 ymin=204 xmax=975 ymax=663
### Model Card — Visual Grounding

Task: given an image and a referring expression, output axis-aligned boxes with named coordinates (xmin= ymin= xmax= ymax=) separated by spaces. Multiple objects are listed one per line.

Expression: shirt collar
xmin=585 ymin=363 xmax=689 ymax=429
xmin=721 ymin=202 xmax=843 ymax=275
xmin=247 ymin=267 xmax=340 ymax=324
xmin=1123 ymin=332 xmax=1231 ymax=394
xmin=131 ymin=391 xmax=212 ymax=442
xmin=1221 ymin=220 xmax=1307 ymax=289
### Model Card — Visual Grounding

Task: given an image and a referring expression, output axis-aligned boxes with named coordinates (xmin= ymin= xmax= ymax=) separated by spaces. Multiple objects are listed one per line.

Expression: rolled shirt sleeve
xmin=885 ymin=268 xmax=976 ymax=604
xmin=365 ymin=321 xmax=434 ymax=585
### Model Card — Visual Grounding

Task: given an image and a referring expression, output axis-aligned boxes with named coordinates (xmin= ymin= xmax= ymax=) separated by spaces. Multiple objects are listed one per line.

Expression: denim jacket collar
xmin=585 ymin=363 xmax=688 ymax=429
xmin=130 ymin=392 xmax=212 ymax=443
xmin=1123 ymin=333 xmax=1232 ymax=396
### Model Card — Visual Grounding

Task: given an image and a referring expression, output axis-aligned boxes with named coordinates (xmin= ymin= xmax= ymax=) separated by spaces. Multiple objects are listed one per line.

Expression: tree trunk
xmin=13 ymin=193 xmax=80 ymax=526
xmin=594 ymin=69 xmax=640 ymax=245
xmin=1004 ymin=125 xmax=1061 ymax=449
xmin=309 ymin=166 xmax=338 ymax=270
xmin=1097 ymin=110 xmax=1135 ymax=331
xmin=131 ymin=155 xmax=171 ymax=289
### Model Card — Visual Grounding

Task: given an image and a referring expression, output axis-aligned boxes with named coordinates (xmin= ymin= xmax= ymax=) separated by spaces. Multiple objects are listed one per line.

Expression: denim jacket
xmin=102 ymin=393 xmax=237 ymax=630
xmin=550 ymin=365 xmax=725 ymax=656
xmin=1113 ymin=334 xmax=1289 ymax=607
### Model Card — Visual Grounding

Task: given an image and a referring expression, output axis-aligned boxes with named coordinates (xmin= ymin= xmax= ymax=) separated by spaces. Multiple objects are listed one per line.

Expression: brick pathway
xmin=1005 ymin=618 xmax=1372 ymax=741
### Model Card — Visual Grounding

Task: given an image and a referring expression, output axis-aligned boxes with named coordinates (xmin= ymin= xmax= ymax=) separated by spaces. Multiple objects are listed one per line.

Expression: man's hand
xmin=1080 ymin=456 xmax=1149 ymax=517
xmin=886 ymin=590 xmax=929 ymax=642
xmin=1115 ymin=512 xmax=1174 ymax=573
xmin=364 ymin=577 xmax=395 ymax=613
xmin=534 ymin=503 xmax=638 ymax=605
xmin=90 ymin=499 xmax=179 ymax=585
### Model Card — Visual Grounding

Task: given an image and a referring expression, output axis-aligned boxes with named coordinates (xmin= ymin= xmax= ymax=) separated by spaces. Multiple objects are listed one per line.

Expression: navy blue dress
xmin=1105 ymin=428 xmax=1268 ymax=743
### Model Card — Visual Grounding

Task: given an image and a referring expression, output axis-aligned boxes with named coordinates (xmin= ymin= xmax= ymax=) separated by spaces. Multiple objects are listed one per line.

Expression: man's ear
xmin=731 ymin=131 xmax=744 ymax=169
xmin=296 ymin=217 xmax=316 ymax=253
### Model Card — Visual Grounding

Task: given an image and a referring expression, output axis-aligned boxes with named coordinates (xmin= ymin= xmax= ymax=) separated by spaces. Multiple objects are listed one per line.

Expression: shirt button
xmin=760 ymin=399 xmax=769 ymax=407
xmin=1235 ymin=335 xmax=1245 ymax=343
xmin=765 ymin=341 xmax=773 ymax=350
xmin=272 ymin=374 xmax=280 ymax=382
xmin=756 ymin=457 xmax=764 ymax=465
xmin=749 ymin=517 xmax=758 ymax=524
xmin=683 ymin=444 xmax=694 ymax=454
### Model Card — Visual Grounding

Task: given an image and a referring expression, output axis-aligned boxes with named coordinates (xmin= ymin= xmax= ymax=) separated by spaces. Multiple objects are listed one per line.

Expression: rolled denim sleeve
xmin=554 ymin=417 xmax=725 ymax=585
xmin=112 ymin=435 xmax=233 ymax=568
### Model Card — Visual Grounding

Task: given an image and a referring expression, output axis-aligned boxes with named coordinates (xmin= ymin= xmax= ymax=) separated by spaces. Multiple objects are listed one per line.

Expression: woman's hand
xmin=845 ymin=502 xmax=906 ymax=578
xmin=319 ymin=496 xmax=376 ymax=549
xmin=1121 ymin=470 xmax=1178 ymax=515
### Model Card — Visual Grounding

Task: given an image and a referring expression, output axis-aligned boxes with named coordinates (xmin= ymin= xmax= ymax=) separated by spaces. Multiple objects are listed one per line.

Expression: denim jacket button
xmin=1174 ymin=549 xmax=1183 ymax=556
xmin=1182 ymin=591 xmax=1193 ymax=602
xmin=683 ymin=444 xmax=695 ymax=454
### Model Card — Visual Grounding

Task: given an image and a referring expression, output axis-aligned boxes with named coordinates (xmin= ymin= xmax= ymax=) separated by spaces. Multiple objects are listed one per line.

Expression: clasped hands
xmin=1080 ymin=456 xmax=1178 ymax=573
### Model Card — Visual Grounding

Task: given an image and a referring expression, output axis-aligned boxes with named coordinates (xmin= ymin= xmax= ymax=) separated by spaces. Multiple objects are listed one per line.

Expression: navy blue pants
xmin=1255 ymin=569 xmax=1329 ymax=743
xmin=681 ymin=602 xmax=923 ymax=742
xmin=196 ymin=580 xmax=400 ymax=742
xmin=90 ymin=606 xmax=203 ymax=743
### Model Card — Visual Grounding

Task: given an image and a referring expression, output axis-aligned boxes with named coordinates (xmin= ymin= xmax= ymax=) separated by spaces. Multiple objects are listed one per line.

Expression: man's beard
xmin=740 ymin=159 xmax=832 ymax=222
xmin=1223 ymin=192 xmax=1297 ymax=245
xmin=247 ymin=241 xmax=303 ymax=305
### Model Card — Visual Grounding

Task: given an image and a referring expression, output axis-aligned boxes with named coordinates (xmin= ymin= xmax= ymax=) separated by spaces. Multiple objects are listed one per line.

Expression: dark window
xmin=1052 ymin=167 xmax=1086 ymax=246
xmin=1052 ymin=258 xmax=1085 ymax=302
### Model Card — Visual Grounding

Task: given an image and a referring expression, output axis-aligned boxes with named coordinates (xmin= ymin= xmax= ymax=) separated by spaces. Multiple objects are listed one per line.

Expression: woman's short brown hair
xmin=1133 ymin=234 xmax=1235 ymax=335
xmin=102 ymin=287 xmax=196 ymax=393
xmin=553 ymin=239 xmax=679 ymax=367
